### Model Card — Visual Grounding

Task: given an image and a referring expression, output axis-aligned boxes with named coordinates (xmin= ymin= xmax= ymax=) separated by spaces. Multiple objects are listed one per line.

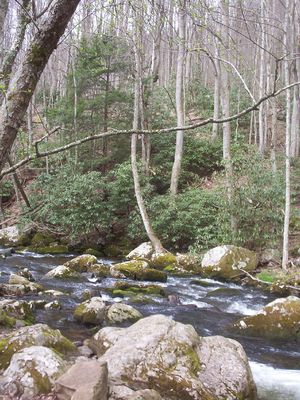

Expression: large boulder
xmin=127 ymin=243 xmax=177 ymax=270
xmin=106 ymin=303 xmax=142 ymax=324
xmin=233 ymin=296 xmax=300 ymax=341
xmin=91 ymin=315 xmax=256 ymax=400
xmin=64 ymin=254 xmax=97 ymax=273
xmin=74 ymin=297 xmax=106 ymax=325
xmin=55 ymin=359 xmax=108 ymax=400
xmin=127 ymin=242 xmax=154 ymax=260
xmin=0 ymin=225 xmax=20 ymax=246
xmin=0 ymin=346 xmax=66 ymax=399
xmin=110 ymin=261 xmax=167 ymax=282
xmin=45 ymin=265 xmax=80 ymax=279
xmin=201 ymin=245 xmax=258 ymax=280
xmin=0 ymin=323 xmax=76 ymax=370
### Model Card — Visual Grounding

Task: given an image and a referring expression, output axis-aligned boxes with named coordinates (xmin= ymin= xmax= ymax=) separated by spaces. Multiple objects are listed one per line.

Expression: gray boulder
xmin=91 ymin=314 xmax=256 ymax=400
xmin=0 ymin=346 xmax=66 ymax=399
xmin=201 ymin=245 xmax=258 ymax=280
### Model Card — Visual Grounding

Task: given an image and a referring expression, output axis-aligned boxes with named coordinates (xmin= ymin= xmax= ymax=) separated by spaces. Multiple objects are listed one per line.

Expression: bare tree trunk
xmin=258 ymin=0 xmax=266 ymax=154
xmin=131 ymin=2 xmax=164 ymax=254
xmin=170 ymin=0 xmax=186 ymax=196
xmin=212 ymin=45 xmax=221 ymax=141
xmin=0 ymin=0 xmax=80 ymax=175
xmin=220 ymin=0 xmax=236 ymax=235
xmin=0 ymin=0 xmax=8 ymax=37
xmin=282 ymin=0 xmax=292 ymax=270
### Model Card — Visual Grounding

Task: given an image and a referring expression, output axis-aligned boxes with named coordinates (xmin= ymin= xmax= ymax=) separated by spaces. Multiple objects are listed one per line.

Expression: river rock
xmin=0 ymin=323 xmax=76 ymax=370
xmin=0 ymin=346 xmax=66 ymax=399
xmin=106 ymin=303 xmax=142 ymax=324
xmin=74 ymin=297 xmax=106 ymax=325
xmin=91 ymin=314 xmax=256 ymax=400
xmin=9 ymin=273 xmax=31 ymax=285
xmin=110 ymin=261 xmax=167 ymax=282
xmin=259 ymin=248 xmax=281 ymax=265
xmin=175 ymin=253 xmax=200 ymax=272
xmin=0 ymin=299 xmax=34 ymax=325
xmin=108 ymin=282 xmax=166 ymax=298
xmin=55 ymin=359 xmax=108 ymax=400
xmin=45 ymin=265 xmax=80 ymax=279
xmin=0 ymin=281 xmax=43 ymax=296
xmin=0 ymin=225 xmax=20 ymax=246
xmin=44 ymin=289 xmax=66 ymax=297
xmin=127 ymin=242 xmax=154 ymax=260
xmin=64 ymin=254 xmax=97 ymax=273
xmin=201 ymin=245 xmax=258 ymax=280
xmin=233 ymin=296 xmax=300 ymax=341
xmin=87 ymin=263 xmax=110 ymax=277
xmin=197 ymin=336 xmax=256 ymax=399
xmin=109 ymin=387 xmax=163 ymax=400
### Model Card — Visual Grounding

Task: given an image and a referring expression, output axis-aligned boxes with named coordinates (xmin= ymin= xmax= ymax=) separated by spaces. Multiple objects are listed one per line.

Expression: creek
xmin=0 ymin=251 xmax=299 ymax=400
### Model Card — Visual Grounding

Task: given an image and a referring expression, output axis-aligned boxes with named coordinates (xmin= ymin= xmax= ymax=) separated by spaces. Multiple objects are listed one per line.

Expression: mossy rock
xmin=64 ymin=254 xmax=97 ymax=273
xmin=45 ymin=265 xmax=80 ymax=279
xmin=0 ymin=299 xmax=35 ymax=325
xmin=30 ymin=244 xmax=69 ymax=255
xmin=0 ymin=323 xmax=76 ymax=370
xmin=0 ymin=309 xmax=16 ymax=328
xmin=111 ymin=261 xmax=167 ymax=282
xmin=74 ymin=297 xmax=106 ymax=325
xmin=87 ymin=263 xmax=111 ymax=277
xmin=150 ymin=252 xmax=177 ymax=270
xmin=31 ymin=232 xmax=56 ymax=248
xmin=233 ymin=296 xmax=300 ymax=341
xmin=108 ymin=282 xmax=166 ymax=298
xmin=201 ymin=245 xmax=258 ymax=280
xmin=2 ymin=346 xmax=67 ymax=398
xmin=106 ymin=303 xmax=143 ymax=324
xmin=84 ymin=248 xmax=103 ymax=257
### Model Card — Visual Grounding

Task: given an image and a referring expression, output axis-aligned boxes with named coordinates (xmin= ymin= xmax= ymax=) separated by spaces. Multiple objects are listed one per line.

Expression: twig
xmin=1 ymin=81 xmax=300 ymax=179
xmin=240 ymin=268 xmax=300 ymax=292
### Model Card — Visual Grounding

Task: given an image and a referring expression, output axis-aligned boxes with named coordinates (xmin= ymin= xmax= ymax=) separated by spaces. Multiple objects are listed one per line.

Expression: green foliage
xmin=256 ymin=271 xmax=277 ymax=283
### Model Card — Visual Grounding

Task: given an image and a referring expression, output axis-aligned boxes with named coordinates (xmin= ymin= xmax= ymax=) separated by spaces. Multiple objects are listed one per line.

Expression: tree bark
xmin=0 ymin=0 xmax=80 ymax=175
xmin=282 ymin=0 xmax=292 ymax=270
xmin=131 ymin=1 xmax=164 ymax=254
xmin=170 ymin=0 xmax=186 ymax=196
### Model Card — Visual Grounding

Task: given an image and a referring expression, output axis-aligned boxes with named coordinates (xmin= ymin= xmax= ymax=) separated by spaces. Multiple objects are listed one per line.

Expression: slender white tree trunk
xmin=282 ymin=0 xmax=292 ymax=270
xmin=170 ymin=0 xmax=186 ymax=196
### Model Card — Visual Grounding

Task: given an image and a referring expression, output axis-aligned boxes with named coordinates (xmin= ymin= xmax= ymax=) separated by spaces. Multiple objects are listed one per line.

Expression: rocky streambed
xmin=0 ymin=250 xmax=299 ymax=399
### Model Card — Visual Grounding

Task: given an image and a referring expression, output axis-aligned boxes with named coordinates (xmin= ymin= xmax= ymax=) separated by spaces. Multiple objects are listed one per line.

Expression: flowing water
xmin=0 ymin=251 xmax=299 ymax=399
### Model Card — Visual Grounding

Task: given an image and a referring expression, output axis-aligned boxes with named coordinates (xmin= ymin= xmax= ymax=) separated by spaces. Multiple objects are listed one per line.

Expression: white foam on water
xmin=250 ymin=361 xmax=300 ymax=400
xmin=226 ymin=301 xmax=263 ymax=316
xmin=180 ymin=298 xmax=212 ymax=308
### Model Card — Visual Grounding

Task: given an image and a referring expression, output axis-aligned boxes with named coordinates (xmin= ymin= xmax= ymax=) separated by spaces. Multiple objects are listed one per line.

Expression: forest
xmin=0 ymin=0 xmax=299 ymax=400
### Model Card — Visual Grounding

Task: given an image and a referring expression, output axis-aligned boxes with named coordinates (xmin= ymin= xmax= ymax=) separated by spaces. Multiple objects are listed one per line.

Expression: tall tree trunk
xmin=170 ymin=0 xmax=186 ymax=196
xmin=0 ymin=0 xmax=80 ymax=175
xmin=131 ymin=2 xmax=164 ymax=254
xmin=220 ymin=0 xmax=236 ymax=235
xmin=282 ymin=0 xmax=292 ymax=270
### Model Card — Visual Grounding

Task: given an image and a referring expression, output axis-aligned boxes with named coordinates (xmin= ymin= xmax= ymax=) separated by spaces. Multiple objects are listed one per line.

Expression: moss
xmin=0 ymin=310 xmax=16 ymax=328
xmin=65 ymin=254 xmax=97 ymax=272
xmin=109 ymin=282 xmax=166 ymax=297
xmin=73 ymin=303 xmax=100 ymax=325
xmin=32 ymin=245 xmax=68 ymax=255
xmin=115 ymin=264 xmax=167 ymax=282
xmin=30 ymin=365 xmax=52 ymax=394
xmin=31 ymin=232 xmax=55 ymax=248
xmin=150 ymin=253 xmax=177 ymax=270
xmin=85 ymin=248 xmax=103 ymax=257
